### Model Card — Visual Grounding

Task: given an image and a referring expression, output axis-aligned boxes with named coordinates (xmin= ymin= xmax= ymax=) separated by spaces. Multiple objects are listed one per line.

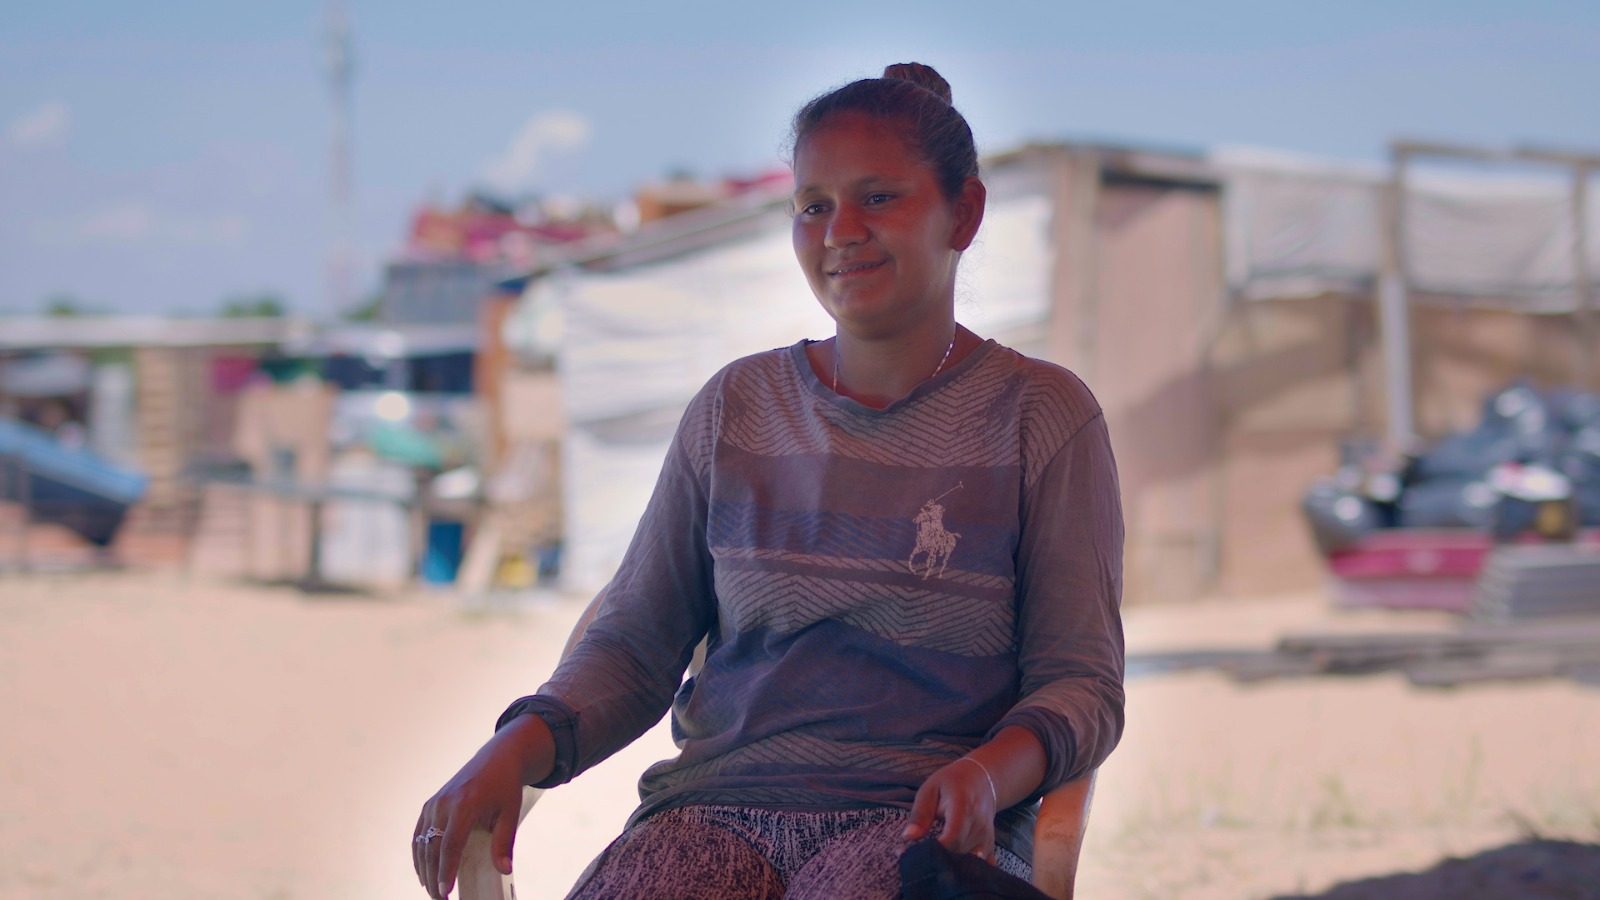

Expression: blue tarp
xmin=0 ymin=418 xmax=148 ymax=546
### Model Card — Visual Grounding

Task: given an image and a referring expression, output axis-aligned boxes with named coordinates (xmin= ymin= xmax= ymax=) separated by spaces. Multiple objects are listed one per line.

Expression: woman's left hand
xmin=902 ymin=757 xmax=998 ymax=862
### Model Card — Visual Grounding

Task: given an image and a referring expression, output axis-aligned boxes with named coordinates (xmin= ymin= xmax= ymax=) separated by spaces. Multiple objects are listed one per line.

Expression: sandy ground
xmin=3 ymin=572 xmax=1598 ymax=899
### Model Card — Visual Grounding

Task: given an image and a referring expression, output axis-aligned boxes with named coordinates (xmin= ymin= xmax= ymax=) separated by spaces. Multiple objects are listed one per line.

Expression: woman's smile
xmin=829 ymin=259 xmax=888 ymax=278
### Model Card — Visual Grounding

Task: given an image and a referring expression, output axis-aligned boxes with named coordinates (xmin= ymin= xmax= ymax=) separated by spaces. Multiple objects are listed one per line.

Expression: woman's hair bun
xmin=881 ymin=62 xmax=952 ymax=105
xmin=790 ymin=61 xmax=976 ymax=199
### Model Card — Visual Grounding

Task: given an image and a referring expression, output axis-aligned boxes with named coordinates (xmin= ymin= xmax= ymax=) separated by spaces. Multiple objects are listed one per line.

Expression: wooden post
xmin=1045 ymin=148 xmax=1102 ymax=378
xmin=8 ymin=455 xmax=30 ymax=573
xmin=1071 ymin=151 xmax=1102 ymax=385
xmin=1377 ymin=145 xmax=1418 ymax=449
xmin=1574 ymin=164 xmax=1595 ymax=389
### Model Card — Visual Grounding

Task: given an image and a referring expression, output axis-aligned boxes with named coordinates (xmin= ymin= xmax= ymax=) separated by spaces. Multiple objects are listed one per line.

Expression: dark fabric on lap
xmin=899 ymin=836 xmax=1051 ymax=899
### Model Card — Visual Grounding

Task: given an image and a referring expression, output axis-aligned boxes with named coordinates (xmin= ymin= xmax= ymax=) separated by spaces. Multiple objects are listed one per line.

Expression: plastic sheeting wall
xmin=1222 ymin=152 xmax=1600 ymax=312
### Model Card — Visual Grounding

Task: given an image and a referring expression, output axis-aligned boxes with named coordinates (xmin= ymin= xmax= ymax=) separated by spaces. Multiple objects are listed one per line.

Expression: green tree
xmin=42 ymin=293 xmax=93 ymax=317
xmin=219 ymin=293 xmax=287 ymax=318
xmin=343 ymin=291 xmax=384 ymax=322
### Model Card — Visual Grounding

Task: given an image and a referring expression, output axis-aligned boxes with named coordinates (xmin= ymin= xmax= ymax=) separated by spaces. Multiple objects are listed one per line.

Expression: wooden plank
xmin=1260 ymin=618 xmax=1600 ymax=686
xmin=1216 ymin=654 xmax=1330 ymax=682
xmin=1281 ymin=619 xmax=1600 ymax=656
xmin=1406 ymin=653 xmax=1564 ymax=687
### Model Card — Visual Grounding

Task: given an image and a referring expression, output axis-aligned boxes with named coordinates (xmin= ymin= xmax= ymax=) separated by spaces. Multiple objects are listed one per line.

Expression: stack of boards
xmin=1474 ymin=543 xmax=1600 ymax=622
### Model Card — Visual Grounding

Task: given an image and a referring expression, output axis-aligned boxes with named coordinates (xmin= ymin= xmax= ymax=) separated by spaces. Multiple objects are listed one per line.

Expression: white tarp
xmin=541 ymin=184 xmax=1054 ymax=591
xmin=1219 ymin=147 xmax=1599 ymax=311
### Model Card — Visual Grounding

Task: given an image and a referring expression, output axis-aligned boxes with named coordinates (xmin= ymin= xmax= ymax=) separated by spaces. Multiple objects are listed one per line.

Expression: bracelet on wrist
xmin=954 ymin=755 xmax=999 ymax=806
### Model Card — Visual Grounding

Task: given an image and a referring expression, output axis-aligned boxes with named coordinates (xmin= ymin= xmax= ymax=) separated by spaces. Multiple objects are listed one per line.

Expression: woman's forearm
xmin=968 ymin=725 xmax=1048 ymax=810
xmin=492 ymin=713 xmax=557 ymax=786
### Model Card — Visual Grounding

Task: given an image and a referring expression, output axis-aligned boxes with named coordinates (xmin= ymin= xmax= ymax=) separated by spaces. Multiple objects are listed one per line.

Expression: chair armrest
xmin=1029 ymin=771 xmax=1096 ymax=900
xmin=457 ymin=828 xmax=511 ymax=900
xmin=459 ymin=786 xmax=543 ymax=900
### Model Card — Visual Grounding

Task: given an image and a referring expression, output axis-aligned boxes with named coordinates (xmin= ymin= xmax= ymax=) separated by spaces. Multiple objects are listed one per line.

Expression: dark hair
xmin=790 ymin=62 xmax=979 ymax=200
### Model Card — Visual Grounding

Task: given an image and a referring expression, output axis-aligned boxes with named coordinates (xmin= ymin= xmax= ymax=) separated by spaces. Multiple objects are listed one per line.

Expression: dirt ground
xmin=2 ymin=572 xmax=1598 ymax=899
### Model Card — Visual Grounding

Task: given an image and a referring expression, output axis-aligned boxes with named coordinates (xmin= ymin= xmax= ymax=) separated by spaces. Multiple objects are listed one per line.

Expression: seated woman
xmin=413 ymin=62 xmax=1125 ymax=899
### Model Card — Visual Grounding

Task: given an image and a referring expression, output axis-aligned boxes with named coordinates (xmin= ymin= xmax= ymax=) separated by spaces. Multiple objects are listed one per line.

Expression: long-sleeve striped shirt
xmin=498 ymin=338 xmax=1125 ymax=859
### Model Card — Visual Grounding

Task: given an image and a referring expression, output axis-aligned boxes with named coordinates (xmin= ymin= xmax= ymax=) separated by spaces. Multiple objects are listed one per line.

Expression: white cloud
xmin=478 ymin=110 xmax=592 ymax=196
xmin=38 ymin=202 xmax=251 ymax=247
xmin=79 ymin=204 xmax=156 ymax=241
xmin=5 ymin=101 xmax=71 ymax=149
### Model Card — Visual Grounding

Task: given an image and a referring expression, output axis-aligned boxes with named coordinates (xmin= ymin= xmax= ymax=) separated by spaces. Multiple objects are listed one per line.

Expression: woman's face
xmin=791 ymin=112 xmax=983 ymax=339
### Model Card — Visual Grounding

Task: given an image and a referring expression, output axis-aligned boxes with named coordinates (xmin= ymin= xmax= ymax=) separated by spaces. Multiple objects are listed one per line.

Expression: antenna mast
xmin=324 ymin=0 xmax=355 ymax=315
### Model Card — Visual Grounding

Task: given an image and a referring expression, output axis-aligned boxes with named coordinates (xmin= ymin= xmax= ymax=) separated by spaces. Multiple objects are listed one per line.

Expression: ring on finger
xmin=414 ymin=826 xmax=446 ymax=844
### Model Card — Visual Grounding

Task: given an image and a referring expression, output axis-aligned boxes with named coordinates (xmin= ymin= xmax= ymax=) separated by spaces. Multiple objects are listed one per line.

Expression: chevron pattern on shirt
xmin=710 ymin=545 xmax=1012 ymax=591
xmin=712 ymin=567 xmax=1016 ymax=657
xmin=718 ymin=355 xmax=1026 ymax=469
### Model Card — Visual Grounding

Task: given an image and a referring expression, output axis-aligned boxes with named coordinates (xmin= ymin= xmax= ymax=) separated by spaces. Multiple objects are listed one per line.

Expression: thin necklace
xmin=833 ymin=331 xmax=958 ymax=396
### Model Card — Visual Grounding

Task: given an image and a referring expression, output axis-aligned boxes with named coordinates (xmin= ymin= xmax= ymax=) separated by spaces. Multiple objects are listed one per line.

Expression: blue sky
xmin=3 ymin=1 xmax=1598 ymax=318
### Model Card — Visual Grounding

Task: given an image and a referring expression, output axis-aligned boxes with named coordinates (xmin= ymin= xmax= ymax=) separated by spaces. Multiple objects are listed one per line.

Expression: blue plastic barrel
xmin=421 ymin=519 xmax=464 ymax=584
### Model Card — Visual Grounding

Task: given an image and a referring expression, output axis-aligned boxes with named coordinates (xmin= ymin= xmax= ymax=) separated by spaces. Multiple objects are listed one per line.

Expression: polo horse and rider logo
xmin=908 ymin=482 xmax=963 ymax=580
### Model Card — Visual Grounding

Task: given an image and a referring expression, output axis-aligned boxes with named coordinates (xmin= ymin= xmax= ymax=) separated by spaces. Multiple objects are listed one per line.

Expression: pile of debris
xmin=1301 ymin=382 xmax=1600 ymax=615
xmin=1304 ymin=381 xmax=1600 ymax=551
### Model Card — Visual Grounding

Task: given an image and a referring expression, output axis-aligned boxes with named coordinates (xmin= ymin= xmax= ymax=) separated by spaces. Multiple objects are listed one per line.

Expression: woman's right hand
xmin=412 ymin=714 xmax=555 ymax=899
